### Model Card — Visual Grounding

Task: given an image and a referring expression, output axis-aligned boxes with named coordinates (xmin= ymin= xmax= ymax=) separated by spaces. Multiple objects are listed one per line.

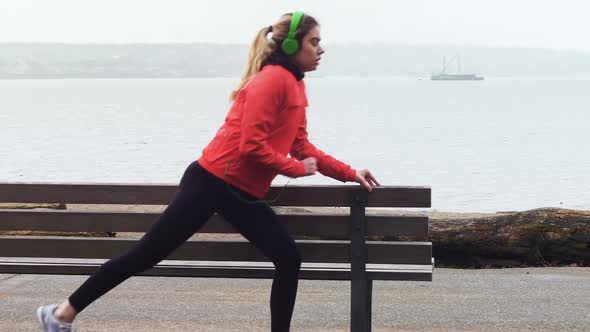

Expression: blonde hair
xmin=230 ymin=13 xmax=318 ymax=101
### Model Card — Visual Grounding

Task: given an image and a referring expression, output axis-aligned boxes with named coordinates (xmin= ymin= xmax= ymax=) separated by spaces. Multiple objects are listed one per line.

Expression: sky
xmin=1 ymin=0 xmax=590 ymax=52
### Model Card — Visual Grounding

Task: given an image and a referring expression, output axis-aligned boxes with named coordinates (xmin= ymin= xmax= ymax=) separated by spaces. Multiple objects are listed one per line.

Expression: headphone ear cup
xmin=281 ymin=38 xmax=300 ymax=55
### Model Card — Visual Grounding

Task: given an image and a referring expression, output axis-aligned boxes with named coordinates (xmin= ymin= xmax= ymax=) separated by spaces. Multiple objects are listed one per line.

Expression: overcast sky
xmin=1 ymin=0 xmax=589 ymax=52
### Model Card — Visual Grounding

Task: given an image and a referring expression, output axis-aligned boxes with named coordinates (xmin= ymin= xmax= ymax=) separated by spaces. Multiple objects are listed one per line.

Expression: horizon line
xmin=1 ymin=41 xmax=589 ymax=54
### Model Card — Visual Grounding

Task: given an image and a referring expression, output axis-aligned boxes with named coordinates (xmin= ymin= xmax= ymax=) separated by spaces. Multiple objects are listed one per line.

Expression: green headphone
xmin=281 ymin=11 xmax=304 ymax=55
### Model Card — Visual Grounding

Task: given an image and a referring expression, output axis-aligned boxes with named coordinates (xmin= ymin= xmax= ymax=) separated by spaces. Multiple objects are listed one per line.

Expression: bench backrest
xmin=0 ymin=183 xmax=431 ymax=266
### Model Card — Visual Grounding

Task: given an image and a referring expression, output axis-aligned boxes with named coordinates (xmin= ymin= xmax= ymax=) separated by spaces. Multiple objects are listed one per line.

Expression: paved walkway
xmin=1 ymin=267 xmax=589 ymax=331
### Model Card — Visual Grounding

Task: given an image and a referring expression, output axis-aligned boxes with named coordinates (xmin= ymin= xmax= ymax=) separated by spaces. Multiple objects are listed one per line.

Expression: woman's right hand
xmin=302 ymin=157 xmax=318 ymax=175
xmin=354 ymin=169 xmax=380 ymax=192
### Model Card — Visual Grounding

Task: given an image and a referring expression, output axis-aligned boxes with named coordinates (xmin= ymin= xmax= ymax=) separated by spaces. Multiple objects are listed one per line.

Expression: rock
xmin=430 ymin=208 xmax=590 ymax=268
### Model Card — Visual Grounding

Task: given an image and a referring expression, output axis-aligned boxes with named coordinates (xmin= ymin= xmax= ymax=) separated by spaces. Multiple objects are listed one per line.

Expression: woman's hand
xmin=355 ymin=169 xmax=380 ymax=192
xmin=302 ymin=157 xmax=318 ymax=175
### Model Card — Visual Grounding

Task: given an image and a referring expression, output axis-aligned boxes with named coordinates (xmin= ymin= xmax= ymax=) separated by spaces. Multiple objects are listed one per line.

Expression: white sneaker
xmin=36 ymin=304 xmax=73 ymax=332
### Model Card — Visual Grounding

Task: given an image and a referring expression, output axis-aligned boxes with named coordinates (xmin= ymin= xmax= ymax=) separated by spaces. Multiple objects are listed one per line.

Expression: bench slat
xmin=0 ymin=236 xmax=432 ymax=265
xmin=0 ymin=258 xmax=433 ymax=281
xmin=0 ymin=183 xmax=431 ymax=208
xmin=0 ymin=210 xmax=429 ymax=239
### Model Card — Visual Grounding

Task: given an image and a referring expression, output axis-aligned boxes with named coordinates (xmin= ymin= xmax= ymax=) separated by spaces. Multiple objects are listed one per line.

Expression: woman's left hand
xmin=354 ymin=169 xmax=380 ymax=192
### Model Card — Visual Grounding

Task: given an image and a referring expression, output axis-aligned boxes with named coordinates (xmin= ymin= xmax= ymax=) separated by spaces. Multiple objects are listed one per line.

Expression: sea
xmin=1 ymin=76 xmax=589 ymax=212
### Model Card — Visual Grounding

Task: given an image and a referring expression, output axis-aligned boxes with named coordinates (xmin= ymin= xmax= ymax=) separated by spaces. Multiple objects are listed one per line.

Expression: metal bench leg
xmin=366 ymin=279 xmax=372 ymax=332
xmin=350 ymin=191 xmax=369 ymax=332
xmin=351 ymin=278 xmax=373 ymax=332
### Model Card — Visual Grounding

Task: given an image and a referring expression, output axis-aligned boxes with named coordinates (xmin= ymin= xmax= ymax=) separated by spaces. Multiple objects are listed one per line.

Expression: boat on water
xmin=431 ymin=73 xmax=484 ymax=80
xmin=431 ymin=55 xmax=484 ymax=80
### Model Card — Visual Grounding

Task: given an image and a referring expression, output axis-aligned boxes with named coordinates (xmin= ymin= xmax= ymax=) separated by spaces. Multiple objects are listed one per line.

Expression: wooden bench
xmin=0 ymin=182 xmax=432 ymax=332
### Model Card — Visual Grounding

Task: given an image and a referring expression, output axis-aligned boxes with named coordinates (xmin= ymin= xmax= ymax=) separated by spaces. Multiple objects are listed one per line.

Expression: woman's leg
xmin=56 ymin=161 xmax=223 ymax=321
xmin=219 ymin=190 xmax=302 ymax=332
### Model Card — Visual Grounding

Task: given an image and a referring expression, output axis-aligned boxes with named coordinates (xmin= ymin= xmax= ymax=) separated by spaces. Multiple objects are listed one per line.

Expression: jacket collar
xmin=262 ymin=53 xmax=305 ymax=81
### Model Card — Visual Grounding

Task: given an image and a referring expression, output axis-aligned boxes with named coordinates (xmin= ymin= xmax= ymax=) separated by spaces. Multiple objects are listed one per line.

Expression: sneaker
xmin=36 ymin=304 xmax=73 ymax=332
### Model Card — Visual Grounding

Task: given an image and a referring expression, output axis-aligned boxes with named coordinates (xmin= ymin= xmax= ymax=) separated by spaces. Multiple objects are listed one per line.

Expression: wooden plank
xmin=0 ymin=183 xmax=431 ymax=208
xmin=367 ymin=216 xmax=429 ymax=239
xmin=265 ymin=185 xmax=431 ymax=208
xmin=0 ymin=210 xmax=429 ymax=239
xmin=0 ymin=183 xmax=177 ymax=205
xmin=0 ymin=236 xmax=432 ymax=265
xmin=0 ymin=258 xmax=433 ymax=281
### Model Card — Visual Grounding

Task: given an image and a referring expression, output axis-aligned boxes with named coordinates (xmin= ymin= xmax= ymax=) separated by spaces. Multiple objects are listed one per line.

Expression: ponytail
xmin=230 ymin=26 xmax=273 ymax=101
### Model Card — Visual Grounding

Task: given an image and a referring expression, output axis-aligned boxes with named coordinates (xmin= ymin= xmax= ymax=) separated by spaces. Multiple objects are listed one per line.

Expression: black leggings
xmin=68 ymin=161 xmax=302 ymax=331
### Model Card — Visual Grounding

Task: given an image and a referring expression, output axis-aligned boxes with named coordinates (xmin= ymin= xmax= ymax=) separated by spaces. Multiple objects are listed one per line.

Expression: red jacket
xmin=198 ymin=64 xmax=357 ymax=198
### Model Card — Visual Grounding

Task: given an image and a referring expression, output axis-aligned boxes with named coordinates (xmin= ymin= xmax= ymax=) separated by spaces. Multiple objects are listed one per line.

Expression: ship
xmin=430 ymin=54 xmax=484 ymax=80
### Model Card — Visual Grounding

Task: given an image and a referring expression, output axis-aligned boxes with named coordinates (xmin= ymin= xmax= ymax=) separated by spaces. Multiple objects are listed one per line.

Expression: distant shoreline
xmin=3 ymin=42 xmax=590 ymax=78
xmin=2 ymin=75 xmax=590 ymax=80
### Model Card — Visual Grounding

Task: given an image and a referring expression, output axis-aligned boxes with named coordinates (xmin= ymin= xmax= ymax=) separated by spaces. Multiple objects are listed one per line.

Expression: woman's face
xmin=292 ymin=25 xmax=324 ymax=72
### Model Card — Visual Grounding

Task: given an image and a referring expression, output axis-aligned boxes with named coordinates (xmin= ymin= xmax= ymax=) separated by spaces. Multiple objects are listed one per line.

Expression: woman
xmin=37 ymin=11 xmax=379 ymax=332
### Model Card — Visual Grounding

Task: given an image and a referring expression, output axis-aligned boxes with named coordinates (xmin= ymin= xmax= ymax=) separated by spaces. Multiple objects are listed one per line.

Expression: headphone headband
xmin=288 ymin=11 xmax=304 ymax=39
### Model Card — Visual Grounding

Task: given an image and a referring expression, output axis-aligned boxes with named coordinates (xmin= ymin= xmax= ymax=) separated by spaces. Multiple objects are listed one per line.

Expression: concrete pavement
xmin=1 ymin=267 xmax=589 ymax=331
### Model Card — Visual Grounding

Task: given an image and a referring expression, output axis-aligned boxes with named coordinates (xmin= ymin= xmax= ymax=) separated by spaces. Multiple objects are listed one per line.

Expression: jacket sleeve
xmin=290 ymin=111 xmax=357 ymax=182
xmin=238 ymin=71 xmax=306 ymax=178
